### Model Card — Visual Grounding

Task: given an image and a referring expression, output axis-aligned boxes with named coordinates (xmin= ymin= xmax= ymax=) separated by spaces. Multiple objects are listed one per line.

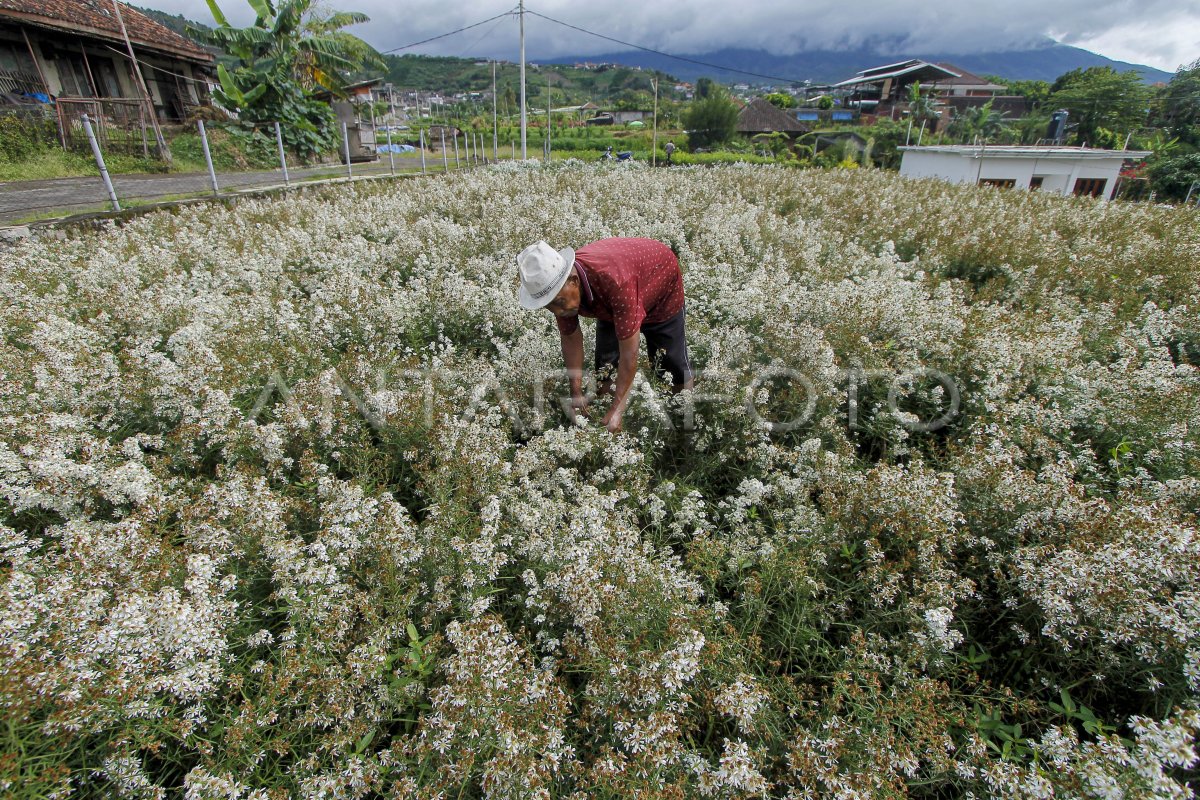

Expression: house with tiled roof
xmin=0 ymin=0 xmax=214 ymax=120
xmin=736 ymin=97 xmax=809 ymax=136
xmin=928 ymin=62 xmax=1027 ymax=118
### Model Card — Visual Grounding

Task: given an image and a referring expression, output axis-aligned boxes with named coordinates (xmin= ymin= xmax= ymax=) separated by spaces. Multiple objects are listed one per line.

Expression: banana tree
xmin=190 ymin=0 xmax=382 ymax=158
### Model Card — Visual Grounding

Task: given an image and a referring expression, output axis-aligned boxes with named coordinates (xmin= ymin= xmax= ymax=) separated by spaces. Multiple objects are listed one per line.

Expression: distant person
xmin=665 ymin=140 xmax=676 ymax=164
xmin=516 ymin=238 xmax=693 ymax=433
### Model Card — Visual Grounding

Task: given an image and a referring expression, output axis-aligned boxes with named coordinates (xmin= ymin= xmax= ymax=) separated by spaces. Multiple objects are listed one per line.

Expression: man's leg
xmin=642 ymin=306 xmax=693 ymax=392
xmin=595 ymin=319 xmax=620 ymax=397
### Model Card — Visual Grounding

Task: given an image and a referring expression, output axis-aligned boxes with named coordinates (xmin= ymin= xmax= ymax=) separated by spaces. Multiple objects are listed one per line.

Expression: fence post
xmin=137 ymin=102 xmax=148 ymax=159
xmin=81 ymin=114 xmax=120 ymax=212
xmin=198 ymin=120 xmax=219 ymax=195
xmin=453 ymin=132 xmax=460 ymax=168
xmin=274 ymin=122 xmax=290 ymax=186
xmin=441 ymin=129 xmax=449 ymax=173
xmin=386 ymin=126 xmax=395 ymax=176
xmin=342 ymin=122 xmax=352 ymax=179
xmin=419 ymin=129 xmax=427 ymax=173
xmin=477 ymin=133 xmax=484 ymax=165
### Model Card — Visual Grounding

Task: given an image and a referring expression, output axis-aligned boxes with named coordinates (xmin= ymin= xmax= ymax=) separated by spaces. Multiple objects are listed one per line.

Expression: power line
xmin=525 ymin=8 xmax=805 ymax=85
xmin=380 ymin=9 xmax=518 ymax=55
xmin=456 ymin=12 xmax=513 ymax=59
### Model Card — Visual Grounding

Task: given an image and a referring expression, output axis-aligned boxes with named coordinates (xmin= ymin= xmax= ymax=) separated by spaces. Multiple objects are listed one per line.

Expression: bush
xmin=0 ymin=110 xmax=56 ymax=162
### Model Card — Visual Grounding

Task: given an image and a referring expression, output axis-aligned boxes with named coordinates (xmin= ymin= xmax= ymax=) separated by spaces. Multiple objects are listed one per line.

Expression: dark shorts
xmin=596 ymin=305 xmax=692 ymax=386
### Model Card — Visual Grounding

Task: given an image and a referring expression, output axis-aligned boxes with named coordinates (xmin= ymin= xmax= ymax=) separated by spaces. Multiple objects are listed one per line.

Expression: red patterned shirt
xmin=555 ymin=238 xmax=685 ymax=340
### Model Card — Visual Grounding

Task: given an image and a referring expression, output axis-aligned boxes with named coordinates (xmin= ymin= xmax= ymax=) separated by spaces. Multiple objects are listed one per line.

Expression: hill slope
xmin=544 ymin=42 xmax=1174 ymax=86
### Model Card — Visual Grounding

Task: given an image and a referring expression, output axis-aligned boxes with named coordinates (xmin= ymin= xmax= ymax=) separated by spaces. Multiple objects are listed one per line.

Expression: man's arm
xmin=560 ymin=326 xmax=587 ymax=416
xmin=602 ymin=333 xmax=639 ymax=433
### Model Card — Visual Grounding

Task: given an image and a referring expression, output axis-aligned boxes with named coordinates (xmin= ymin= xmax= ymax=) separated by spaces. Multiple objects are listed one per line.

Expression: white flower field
xmin=2 ymin=162 xmax=1199 ymax=798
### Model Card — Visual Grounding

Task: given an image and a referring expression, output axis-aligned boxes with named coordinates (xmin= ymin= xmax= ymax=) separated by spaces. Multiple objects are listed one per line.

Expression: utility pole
xmin=492 ymin=60 xmax=498 ymax=161
xmin=545 ymin=69 xmax=551 ymax=161
xmin=652 ymin=77 xmax=658 ymax=167
xmin=111 ymin=0 xmax=171 ymax=164
xmin=519 ymin=0 xmax=527 ymax=159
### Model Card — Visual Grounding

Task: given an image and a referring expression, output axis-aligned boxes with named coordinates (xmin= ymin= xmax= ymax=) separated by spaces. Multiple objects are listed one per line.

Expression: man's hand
xmin=602 ymin=407 xmax=623 ymax=433
xmin=569 ymin=394 xmax=590 ymax=421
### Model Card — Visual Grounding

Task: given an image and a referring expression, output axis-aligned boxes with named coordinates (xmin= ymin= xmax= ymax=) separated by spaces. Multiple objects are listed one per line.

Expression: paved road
xmin=0 ymin=154 xmax=467 ymax=226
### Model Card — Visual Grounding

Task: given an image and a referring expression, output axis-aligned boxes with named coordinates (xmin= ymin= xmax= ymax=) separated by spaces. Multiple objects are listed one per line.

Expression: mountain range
xmin=131 ymin=6 xmax=1174 ymax=89
xmin=544 ymin=41 xmax=1174 ymax=86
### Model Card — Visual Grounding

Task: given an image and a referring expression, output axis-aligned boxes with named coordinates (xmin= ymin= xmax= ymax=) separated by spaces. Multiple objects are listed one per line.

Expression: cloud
xmin=142 ymin=0 xmax=1196 ymax=72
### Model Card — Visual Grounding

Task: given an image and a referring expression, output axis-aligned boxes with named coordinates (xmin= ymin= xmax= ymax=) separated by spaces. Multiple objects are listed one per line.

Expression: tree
xmin=695 ymin=77 xmax=716 ymax=99
xmin=1046 ymin=67 xmax=1150 ymax=146
xmin=192 ymin=0 xmax=382 ymax=158
xmin=1146 ymin=153 xmax=1200 ymax=201
xmin=1008 ymin=79 xmax=1052 ymax=110
xmin=948 ymin=100 xmax=1008 ymax=143
xmin=1153 ymin=59 xmax=1200 ymax=149
xmin=682 ymin=90 xmax=738 ymax=150
xmin=906 ymin=81 xmax=940 ymax=134
xmin=984 ymin=75 xmax=1052 ymax=110
xmin=764 ymin=92 xmax=797 ymax=110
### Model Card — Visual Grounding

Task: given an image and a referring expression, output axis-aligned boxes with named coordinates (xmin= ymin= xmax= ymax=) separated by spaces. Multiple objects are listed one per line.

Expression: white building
xmin=898 ymin=145 xmax=1150 ymax=200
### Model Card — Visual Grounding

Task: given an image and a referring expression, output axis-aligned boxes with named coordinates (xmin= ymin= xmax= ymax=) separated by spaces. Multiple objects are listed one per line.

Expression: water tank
xmin=1045 ymin=110 xmax=1069 ymax=144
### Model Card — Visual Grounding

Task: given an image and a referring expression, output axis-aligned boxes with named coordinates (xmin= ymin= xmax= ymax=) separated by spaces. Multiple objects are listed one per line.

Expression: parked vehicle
xmin=601 ymin=146 xmax=634 ymax=162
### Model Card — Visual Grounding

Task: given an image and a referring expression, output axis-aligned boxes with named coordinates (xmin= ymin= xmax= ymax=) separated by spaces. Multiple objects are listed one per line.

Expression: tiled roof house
xmin=736 ymin=97 xmax=809 ymax=135
xmin=0 ymin=0 xmax=214 ymax=120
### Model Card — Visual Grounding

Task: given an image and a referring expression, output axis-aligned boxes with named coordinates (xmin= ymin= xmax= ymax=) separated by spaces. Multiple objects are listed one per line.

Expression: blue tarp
xmin=378 ymin=144 xmax=417 ymax=153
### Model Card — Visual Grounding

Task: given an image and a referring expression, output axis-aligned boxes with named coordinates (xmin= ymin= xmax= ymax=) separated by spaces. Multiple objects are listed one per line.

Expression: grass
xmin=0 ymin=149 xmax=167 ymax=182
xmin=0 ymin=123 xmax=314 ymax=183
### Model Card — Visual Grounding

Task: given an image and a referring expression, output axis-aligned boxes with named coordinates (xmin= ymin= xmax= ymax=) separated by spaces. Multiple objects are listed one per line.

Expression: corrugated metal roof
xmin=834 ymin=61 xmax=960 ymax=89
xmin=0 ymin=0 xmax=213 ymax=63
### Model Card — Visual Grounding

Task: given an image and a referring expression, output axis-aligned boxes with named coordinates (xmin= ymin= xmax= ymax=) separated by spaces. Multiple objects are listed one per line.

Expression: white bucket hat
xmin=517 ymin=241 xmax=576 ymax=310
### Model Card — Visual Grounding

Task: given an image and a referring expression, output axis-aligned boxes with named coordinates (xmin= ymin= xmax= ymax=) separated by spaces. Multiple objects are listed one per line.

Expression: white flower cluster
xmin=1 ymin=162 xmax=1197 ymax=797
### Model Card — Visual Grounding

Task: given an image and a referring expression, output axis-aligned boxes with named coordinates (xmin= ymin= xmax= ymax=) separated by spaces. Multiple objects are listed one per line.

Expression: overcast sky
xmin=141 ymin=0 xmax=1198 ymax=74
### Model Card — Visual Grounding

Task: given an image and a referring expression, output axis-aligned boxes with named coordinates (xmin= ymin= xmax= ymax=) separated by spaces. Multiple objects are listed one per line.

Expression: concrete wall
xmin=900 ymin=150 xmax=1128 ymax=200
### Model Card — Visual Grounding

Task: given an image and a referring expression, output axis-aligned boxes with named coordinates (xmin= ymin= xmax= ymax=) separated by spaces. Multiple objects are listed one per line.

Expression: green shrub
xmin=0 ymin=111 xmax=56 ymax=162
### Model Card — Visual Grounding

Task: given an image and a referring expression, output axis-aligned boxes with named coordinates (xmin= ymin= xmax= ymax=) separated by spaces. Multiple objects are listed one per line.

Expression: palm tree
xmin=906 ymin=82 xmax=941 ymax=144
xmin=949 ymin=100 xmax=1008 ymax=144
